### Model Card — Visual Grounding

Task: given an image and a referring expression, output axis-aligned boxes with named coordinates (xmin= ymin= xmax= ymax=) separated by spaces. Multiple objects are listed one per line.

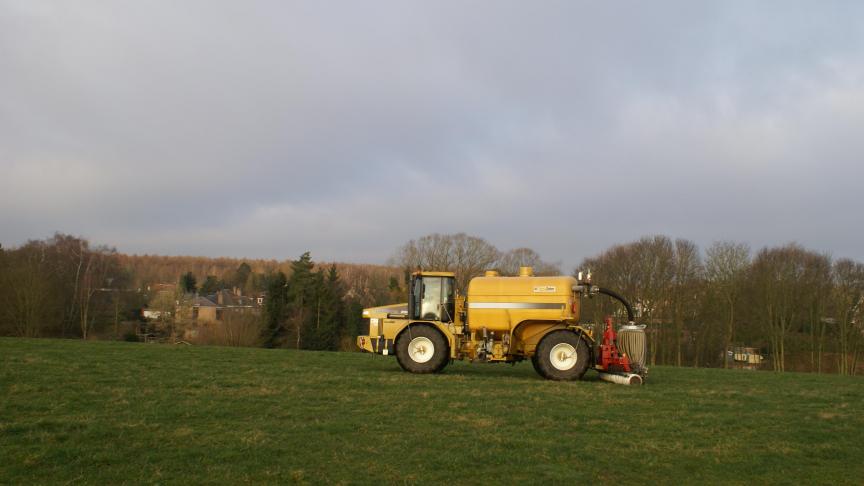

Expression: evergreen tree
xmin=263 ymin=271 xmax=288 ymax=348
xmin=327 ymin=265 xmax=347 ymax=345
xmin=243 ymin=271 xmax=260 ymax=296
xmin=231 ymin=262 xmax=252 ymax=290
xmin=285 ymin=252 xmax=317 ymax=349
xmin=180 ymin=271 xmax=197 ymax=293
xmin=346 ymin=300 xmax=366 ymax=341
xmin=200 ymin=275 xmax=222 ymax=294
xmin=301 ymin=271 xmax=327 ymax=350
xmin=303 ymin=264 xmax=344 ymax=350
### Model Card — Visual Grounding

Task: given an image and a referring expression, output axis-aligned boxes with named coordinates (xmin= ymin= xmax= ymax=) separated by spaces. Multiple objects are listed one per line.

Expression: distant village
xmin=142 ymin=284 xmax=266 ymax=322
xmin=140 ymin=284 xmax=267 ymax=342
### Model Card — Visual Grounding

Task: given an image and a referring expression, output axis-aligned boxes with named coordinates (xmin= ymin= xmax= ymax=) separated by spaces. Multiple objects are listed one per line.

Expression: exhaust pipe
xmin=599 ymin=372 xmax=643 ymax=386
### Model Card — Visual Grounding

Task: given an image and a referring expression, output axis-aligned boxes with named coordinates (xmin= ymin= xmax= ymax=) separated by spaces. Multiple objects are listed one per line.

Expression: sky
xmin=2 ymin=1 xmax=864 ymax=271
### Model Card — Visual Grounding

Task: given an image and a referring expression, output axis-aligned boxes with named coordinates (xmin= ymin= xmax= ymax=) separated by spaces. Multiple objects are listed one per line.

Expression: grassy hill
xmin=1 ymin=338 xmax=862 ymax=484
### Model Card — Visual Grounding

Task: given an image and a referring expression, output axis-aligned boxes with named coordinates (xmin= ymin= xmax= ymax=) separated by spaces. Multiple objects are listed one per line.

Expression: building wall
xmin=197 ymin=306 xmax=218 ymax=323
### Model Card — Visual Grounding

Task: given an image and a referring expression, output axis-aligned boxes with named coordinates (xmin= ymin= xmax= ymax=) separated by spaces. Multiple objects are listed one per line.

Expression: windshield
xmin=410 ymin=276 xmax=456 ymax=322
xmin=420 ymin=277 xmax=442 ymax=320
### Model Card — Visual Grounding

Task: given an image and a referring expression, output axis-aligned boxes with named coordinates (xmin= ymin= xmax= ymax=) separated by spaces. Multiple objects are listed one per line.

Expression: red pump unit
xmin=576 ymin=279 xmax=648 ymax=385
xmin=597 ymin=316 xmax=633 ymax=374
xmin=595 ymin=316 xmax=644 ymax=385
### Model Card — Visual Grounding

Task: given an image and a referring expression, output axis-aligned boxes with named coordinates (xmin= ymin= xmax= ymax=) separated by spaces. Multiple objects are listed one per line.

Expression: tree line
xmin=0 ymin=234 xmax=392 ymax=349
xmin=2 ymin=232 xmax=862 ymax=374
xmin=579 ymin=237 xmax=863 ymax=375
xmin=392 ymin=233 xmax=863 ymax=375
xmin=0 ymin=234 xmax=143 ymax=339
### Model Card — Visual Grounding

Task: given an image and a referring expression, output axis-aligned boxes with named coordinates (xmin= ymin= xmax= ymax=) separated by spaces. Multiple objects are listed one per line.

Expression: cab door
xmin=409 ymin=275 xmax=456 ymax=322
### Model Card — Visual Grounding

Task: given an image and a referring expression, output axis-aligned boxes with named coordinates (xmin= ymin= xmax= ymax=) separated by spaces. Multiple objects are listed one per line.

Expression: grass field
xmin=1 ymin=338 xmax=862 ymax=485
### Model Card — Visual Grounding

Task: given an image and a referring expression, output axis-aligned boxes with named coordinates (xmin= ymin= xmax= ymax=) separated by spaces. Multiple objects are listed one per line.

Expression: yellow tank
xmin=466 ymin=268 xmax=579 ymax=332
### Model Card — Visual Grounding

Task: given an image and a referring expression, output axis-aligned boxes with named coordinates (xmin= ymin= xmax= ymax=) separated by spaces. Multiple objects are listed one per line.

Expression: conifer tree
xmin=232 ymin=262 xmax=252 ymax=290
xmin=327 ymin=265 xmax=348 ymax=347
xmin=200 ymin=276 xmax=222 ymax=294
xmin=180 ymin=272 xmax=197 ymax=293
xmin=303 ymin=265 xmax=344 ymax=350
xmin=286 ymin=252 xmax=316 ymax=349
xmin=263 ymin=271 xmax=288 ymax=347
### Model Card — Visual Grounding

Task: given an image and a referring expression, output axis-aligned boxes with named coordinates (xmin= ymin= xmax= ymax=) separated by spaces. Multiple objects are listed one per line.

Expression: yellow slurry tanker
xmin=356 ymin=267 xmax=647 ymax=384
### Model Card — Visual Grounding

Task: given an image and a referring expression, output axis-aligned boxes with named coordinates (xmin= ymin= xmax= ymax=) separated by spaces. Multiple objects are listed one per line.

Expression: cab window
xmin=420 ymin=277 xmax=442 ymax=320
xmin=409 ymin=275 xmax=456 ymax=322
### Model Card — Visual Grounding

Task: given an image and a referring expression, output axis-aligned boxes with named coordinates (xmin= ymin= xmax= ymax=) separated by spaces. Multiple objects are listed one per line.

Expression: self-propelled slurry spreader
xmin=357 ymin=267 xmax=647 ymax=384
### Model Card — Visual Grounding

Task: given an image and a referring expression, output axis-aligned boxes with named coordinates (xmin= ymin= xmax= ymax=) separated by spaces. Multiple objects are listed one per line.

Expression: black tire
xmin=531 ymin=351 xmax=543 ymax=376
xmin=533 ymin=330 xmax=590 ymax=381
xmin=395 ymin=325 xmax=449 ymax=374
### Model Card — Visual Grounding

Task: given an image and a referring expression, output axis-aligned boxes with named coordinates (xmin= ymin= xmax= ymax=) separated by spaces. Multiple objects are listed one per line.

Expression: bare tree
xmin=705 ymin=241 xmax=750 ymax=368
xmin=149 ymin=288 xmax=178 ymax=338
xmin=631 ymin=236 xmax=675 ymax=365
xmin=392 ymin=233 xmax=454 ymax=271
xmin=750 ymin=244 xmax=816 ymax=372
xmin=0 ymin=242 xmax=57 ymax=337
xmin=218 ymin=312 xmax=263 ymax=347
xmin=77 ymin=245 xmax=118 ymax=340
xmin=391 ymin=233 xmax=500 ymax=291
xmin=0 ymin=235 xmax=133 ymax=340
xmin=831 ymin=259 xmax=864 ymax=375
xmin=801 ymin=252 xmax=832 ymax=372
xmin=671 ymin=239 xmax=702 ymax=366
xmin=579 ymin=235 xmax=675 ymax=365
xmin=45 ymin=234 xmax=88 ymax=337
xmin=497 ymin=248 xmax=561 ymax=276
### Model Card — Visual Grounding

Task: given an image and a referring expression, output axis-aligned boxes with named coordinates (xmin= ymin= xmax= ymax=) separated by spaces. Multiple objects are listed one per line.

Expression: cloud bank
xmin=2 ymin=1 xmax=863 ymax=269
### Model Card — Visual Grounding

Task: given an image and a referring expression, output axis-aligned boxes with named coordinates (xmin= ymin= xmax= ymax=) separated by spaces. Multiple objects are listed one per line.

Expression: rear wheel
xmin=533 ymin=330 xmax=590 ymax=381
xmin=395 ymin=325 xmax=449 ymax=374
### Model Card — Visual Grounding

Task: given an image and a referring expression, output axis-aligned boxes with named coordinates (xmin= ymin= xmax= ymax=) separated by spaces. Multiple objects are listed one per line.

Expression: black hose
xmin=596 ymin=287 xmax=635 ymax=322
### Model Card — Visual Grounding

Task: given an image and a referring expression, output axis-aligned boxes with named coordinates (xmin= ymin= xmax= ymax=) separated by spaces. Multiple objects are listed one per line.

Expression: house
xmin=191 ymin=296 xmax=219 ymax=322
xmin=188 ymin=288 xmax=265 ymax=323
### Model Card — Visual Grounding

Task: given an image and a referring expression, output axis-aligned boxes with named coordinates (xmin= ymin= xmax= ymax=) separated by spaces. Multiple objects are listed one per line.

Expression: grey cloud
xmin=2 ymin=1 xmax=864 ymax=269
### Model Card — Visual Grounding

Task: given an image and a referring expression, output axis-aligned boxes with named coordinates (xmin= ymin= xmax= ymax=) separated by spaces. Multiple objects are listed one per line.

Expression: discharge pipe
xmin=573 ymin=283 xmax=635 ymax=322
xmin=596 ymin=287 xmax=635 ymax=323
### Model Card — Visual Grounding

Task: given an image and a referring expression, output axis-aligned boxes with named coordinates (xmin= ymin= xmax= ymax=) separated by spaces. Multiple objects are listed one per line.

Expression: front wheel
xmin=531 ymin=351 xmax=543 ymax=376
xmin=395 ymin=325 xmax=449 ymax=374
xmin=533 ymin=330 xmax=590 ymax=381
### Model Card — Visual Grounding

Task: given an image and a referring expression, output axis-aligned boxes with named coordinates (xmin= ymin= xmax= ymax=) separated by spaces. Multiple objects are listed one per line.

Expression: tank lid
xmin=519 ymin=266 xmax=534 ymax=277
xmin=484 ymin=270 xmax=500 ymax=277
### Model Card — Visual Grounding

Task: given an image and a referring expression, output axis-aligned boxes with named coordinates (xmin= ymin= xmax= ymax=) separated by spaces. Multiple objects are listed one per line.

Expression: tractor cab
xmin=408 ymin=271 xmax=456 ymax=323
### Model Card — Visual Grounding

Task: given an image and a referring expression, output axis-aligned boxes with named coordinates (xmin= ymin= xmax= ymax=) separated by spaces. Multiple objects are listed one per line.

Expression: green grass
xmin=1 ymin=338 xmax=862 ymax=485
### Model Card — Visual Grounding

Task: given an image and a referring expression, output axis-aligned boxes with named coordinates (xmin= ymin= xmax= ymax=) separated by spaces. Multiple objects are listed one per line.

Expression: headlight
xmin=370 ymin=318 xmax=380 ymax=327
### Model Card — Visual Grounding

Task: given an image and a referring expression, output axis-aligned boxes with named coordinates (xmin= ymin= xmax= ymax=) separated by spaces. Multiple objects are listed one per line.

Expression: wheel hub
xmin=549 ymin=342 xmax=577 ymax=371
xmin=408 ymin=336 xmax=435 ymax=363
